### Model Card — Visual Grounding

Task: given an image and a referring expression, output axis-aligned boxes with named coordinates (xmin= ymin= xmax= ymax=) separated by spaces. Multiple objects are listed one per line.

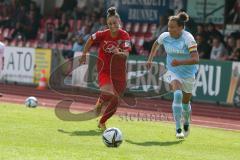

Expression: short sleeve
xmin=121 ymin=32 xmax=131 ymax=52
xmin=91 ymin=31 xmax=104 ymax=42
xmin=156 ymin=32 xmax=168 ymax=45
xmin=185 ymin=33 xmax=198 ymax=52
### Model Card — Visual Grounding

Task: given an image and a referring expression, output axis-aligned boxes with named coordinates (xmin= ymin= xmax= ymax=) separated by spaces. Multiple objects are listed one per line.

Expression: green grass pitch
xmin=0 ymin=102 xmax=239 ymax=160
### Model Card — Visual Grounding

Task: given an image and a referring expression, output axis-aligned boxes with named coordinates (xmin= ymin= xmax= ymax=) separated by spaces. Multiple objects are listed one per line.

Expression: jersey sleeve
xmin=185 ymin=33 xmax=198 ymax=53
xmin=121 ymin=32 xmax=131 ymax=52
xmin=156 ymin=32 xmax=168 ymax=45
xmin=91 ymin=31 xmax=104 ymax=42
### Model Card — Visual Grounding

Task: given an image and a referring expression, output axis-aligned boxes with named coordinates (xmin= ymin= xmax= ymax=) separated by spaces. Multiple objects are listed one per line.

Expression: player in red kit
xmin=79 ymin=7 xmax=131 ymax=130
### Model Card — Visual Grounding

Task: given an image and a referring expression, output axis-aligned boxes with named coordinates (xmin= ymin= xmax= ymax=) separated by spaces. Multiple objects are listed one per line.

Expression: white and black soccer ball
xmin=102 ymin=127 xmax=123 ymax=147
xmin=25 ymin=96 xmax=38 ymax=108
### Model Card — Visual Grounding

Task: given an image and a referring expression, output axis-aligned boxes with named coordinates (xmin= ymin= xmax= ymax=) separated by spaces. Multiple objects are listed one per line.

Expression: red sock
xmin=100 ymin=96 xmax=119 ymax=124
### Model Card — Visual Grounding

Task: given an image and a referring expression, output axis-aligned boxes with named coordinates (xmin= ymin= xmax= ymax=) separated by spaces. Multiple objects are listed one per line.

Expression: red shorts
xmin=98 ymin=72 xmax=111 ymax=87
xmin=98 ymin=72 xmax=126 ymax=95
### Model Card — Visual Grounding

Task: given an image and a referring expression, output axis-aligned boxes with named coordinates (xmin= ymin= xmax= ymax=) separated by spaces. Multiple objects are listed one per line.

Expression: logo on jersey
xmin=103 ymin=41 xmax=118 ymax=54
xmin=165 ymin=46 xmax=184 ymax=55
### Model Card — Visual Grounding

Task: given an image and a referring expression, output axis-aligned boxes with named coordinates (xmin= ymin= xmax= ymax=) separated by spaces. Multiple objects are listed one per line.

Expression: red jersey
xmin=91 ymin=29 xmax=131 ymax=84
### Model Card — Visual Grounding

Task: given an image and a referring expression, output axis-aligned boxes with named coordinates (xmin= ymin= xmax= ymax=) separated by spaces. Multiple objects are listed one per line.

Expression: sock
xmin=172 ymin=90 xmax=183 ymax=131
xmin=182 ymin=103 xmax=191 ymax=125
xmin=100 ymin=95 xmax=119 ymax=124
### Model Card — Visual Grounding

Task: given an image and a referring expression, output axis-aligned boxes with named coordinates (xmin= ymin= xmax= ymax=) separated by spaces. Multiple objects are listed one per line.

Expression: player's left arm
xmin=172 ymin=50 xmax=199 ymax=66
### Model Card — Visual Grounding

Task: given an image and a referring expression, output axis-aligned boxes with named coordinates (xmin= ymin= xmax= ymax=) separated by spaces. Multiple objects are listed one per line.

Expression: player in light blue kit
xmin=147 ymin=12 xmax=199 ymax=139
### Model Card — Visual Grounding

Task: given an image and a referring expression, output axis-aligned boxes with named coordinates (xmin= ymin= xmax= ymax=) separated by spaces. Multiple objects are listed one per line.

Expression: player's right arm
xmin=79 ymin=31 xmax=104 ymax=64
xmin=79 ymin=37 xmax=94 ymax=64
xmin=146 ymin=41 xmax=160 ymax=69
xmin=146 ymin=32 xmax=167 ymax=69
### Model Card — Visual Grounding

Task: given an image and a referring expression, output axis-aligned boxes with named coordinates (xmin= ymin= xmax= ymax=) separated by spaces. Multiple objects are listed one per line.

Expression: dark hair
xmin=107 ymin=7 xmax=120 ymax=19
xmin=169 ymin=11 xmax=189 ymax=27
xmin=213 ymin=35 xmax=221 ymax=41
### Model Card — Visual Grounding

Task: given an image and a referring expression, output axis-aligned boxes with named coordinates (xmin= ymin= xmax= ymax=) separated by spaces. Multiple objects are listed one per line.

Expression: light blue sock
xmin=182 ymin=103 xmax=191 ymax=125
xmin=172 ymin=90 xmax=183 ymax=130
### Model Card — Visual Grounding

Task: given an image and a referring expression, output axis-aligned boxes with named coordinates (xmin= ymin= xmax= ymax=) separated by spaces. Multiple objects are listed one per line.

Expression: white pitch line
xmin=192 ymin=119 xmax=240 ymax=127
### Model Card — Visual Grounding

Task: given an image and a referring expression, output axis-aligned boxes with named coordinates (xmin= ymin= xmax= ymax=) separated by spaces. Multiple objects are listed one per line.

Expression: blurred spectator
xmin=0 ymin=0 xmax=10 ymax=5
xmin=236 ymin=38 xmax=240 ymax=48
xmin=91 ymin=16 xmax=106 ymax=33
xmin=18 ymin=0 xmax=31 ymax=9
xmin=60 ymin=0 xmax=77 ymax=13
xmin=73 ymin=6 xmax=87 ymax=20
xmin=78 ymin=23 xmax=91 ymax=42
xmin=206 ymin=23 xmax=223 ymax=44
xmin=13 ymin=4 xmax=27 ymax=25
xmin=185 ymin=19 xmax=197 ymax=36
xmin=226 ymin=36 xmax=236 ymax=54
xmin=29 ymin=1 xmax=41 ymax=20
xmin=24 ymin=10 xmax=39 ymax=39
xmin=0 ymin=0 xmax=240 ymax=61
xmin=77 ymin=0 xmax=87 ymax=8
xmin=228 ymin=48 xmax=240 ymax=61
xmin=196 ymin=23 xmax=209 ymax=42
xmin=130 ymin=43 xmax=138 ymax=55
xmin=72 ymin=34 xmax=85 ymax=52
xmin=196 ymin=33 xmax=211 ymax=59
xmin=230 ymin=30 xmax=240 ymax=39
xmin=210 ymin=36 xmax=228 ymax=60
xmin=44 ymin=22 xmax=55 ymax=42
xmin=0 ymin=3 xmax=11 ymax=28
xmin=11 ymin=22 xmax=26 ymax=41
xmin=78 ymin=0 xmax=98 ymax=16
xmin=55 ymin=13 xmax=70 ymax=42
xmin=88 ymin=12 xmax=98 ymax=33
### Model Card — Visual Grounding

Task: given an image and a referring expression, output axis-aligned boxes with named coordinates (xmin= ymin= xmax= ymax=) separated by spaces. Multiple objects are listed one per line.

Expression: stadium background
xmin=0 ymin=0 xmax=240 ymax=159
xmin=0 ymin=0 xmax=240 ymax=105
xmin=0 ymin=0 xmax=239 ymax=128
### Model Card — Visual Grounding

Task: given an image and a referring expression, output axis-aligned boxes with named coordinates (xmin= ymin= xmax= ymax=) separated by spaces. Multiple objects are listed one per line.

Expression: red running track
xmin=1 ymin=84 xmax=240 ymax=131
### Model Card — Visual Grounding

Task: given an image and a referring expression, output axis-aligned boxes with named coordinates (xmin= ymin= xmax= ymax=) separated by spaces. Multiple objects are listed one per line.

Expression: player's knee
xmin=182 ymin=92 xmax=192 ymax=102
xmin=171 ymin=80 xmax=182 ymax=90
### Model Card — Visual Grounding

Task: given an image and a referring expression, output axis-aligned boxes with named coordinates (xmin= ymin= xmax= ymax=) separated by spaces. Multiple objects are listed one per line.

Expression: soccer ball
xmin=25 ymin=96 xmax=38 ymax=108
xmin=102 ymin=127 xmax=123 ymax=147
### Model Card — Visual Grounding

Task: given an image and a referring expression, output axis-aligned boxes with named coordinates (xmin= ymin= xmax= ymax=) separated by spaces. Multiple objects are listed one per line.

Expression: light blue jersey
xmin=157 ymin=30 xmax=198 ymax=78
